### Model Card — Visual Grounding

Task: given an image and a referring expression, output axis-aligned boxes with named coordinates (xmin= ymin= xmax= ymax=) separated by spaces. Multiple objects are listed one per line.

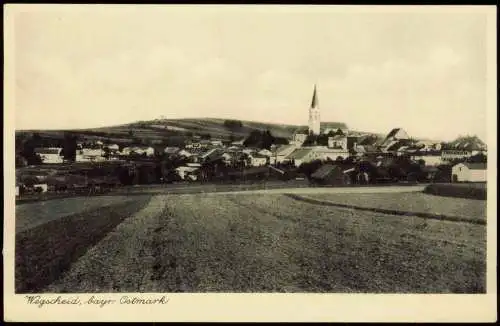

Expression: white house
xmin=121 ymin=146 xmax=155 ymax=157
xmin=34 ymin=148 xmax=64 ymax=164
xmin=210 ymin=140 xmax=223 ymax=147
xmin=175 ymin=166 xmax=199 ymax=180
xmin=451 ymin=162 xmax=487 ymax=182
xmin=410 ymin=154 xmax=445 ymax=166
xmin=248 ymin=154 xmax=268 ymax=167
xmin=77 ymin=148 xmax=105 ymax=162
xmin=291 ymin=132 xmax=308 ymax=146
xmin=106 ymin=144 xmax=120 ymax=151
xmin=177 ymin=149 xmax=193 ymax=158
xmin=328 ymin=135 xmax=348 ymax=150
xmin=33 ymin=183 xmax=48 ymax=193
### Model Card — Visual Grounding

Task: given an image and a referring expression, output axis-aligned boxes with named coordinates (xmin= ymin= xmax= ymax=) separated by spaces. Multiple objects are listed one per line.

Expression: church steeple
xmin=308 ymin=84 xmax=320 ymax=135
xmin=311 ymin=84 xmax=318 ymax=108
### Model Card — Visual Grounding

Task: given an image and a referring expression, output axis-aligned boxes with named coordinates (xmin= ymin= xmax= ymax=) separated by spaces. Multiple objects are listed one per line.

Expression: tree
xmin=224 ymin=119 xmax=243 ymax=130
xmin=20 ymin=133 xmax=43 ymax=165
xmin=62 ymin=132 xmax=78 ymax=162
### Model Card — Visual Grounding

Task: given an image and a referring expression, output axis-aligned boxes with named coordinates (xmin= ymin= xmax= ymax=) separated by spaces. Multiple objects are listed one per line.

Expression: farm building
xmin=451 ymin=162 xmax=487 ymax=182
xmin=310 ymin=164 xmax=350 ymax=185
xmin=34 ymin=148 xmax=63 ymax=164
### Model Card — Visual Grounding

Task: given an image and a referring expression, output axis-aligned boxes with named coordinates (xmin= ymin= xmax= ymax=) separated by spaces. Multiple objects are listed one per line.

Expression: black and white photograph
xmin=4 ymin=4 xmax=497 ymax=322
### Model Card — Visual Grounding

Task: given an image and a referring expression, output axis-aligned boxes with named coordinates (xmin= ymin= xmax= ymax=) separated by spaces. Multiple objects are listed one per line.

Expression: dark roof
xmin=311 ymin=164 xmax=342 ymax=179
xmin=385 ymin=128 xmax=402 ymax=139
xmin=311 ymin=84 xmax=318 ymax=108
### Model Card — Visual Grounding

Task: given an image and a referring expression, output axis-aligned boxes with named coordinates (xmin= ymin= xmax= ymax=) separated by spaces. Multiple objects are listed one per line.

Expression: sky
xmin=9 ymin=5 xmax=494 ymax=141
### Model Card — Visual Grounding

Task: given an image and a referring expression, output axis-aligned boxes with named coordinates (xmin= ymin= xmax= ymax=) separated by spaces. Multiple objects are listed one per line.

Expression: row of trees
xmin=243 ymin=129 xmax=289 ymax=149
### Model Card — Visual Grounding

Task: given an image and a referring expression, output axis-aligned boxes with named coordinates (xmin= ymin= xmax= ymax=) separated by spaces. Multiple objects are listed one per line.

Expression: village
xmin=15 ymin=85 xmax=487 ymax=197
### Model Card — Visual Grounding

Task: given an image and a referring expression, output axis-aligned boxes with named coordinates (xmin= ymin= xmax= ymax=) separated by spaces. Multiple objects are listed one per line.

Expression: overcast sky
xmin=10 ymin=5 xmax=494 ymax=141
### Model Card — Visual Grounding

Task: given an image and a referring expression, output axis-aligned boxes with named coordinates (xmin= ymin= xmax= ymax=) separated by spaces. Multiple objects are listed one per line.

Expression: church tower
xmin=308 ymin=84 xmax=320 ymax=135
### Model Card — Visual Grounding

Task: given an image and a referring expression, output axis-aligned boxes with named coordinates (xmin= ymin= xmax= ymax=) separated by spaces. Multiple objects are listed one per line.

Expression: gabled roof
xmin=274 ymin=144 xmax=297 ymax=156
xmin=251 ymin=153 xmax=268 ymax=159
xmin=311 ymin=164 xmax=343 ymax=179
xmin=287 ymin=148 xmax=314 ymax=160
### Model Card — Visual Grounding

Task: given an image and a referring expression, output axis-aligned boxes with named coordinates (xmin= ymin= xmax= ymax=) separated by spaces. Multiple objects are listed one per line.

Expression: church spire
xmin=308 ymin=84 xmax=320 ymax=135
xmin=311 ymin=84 xmax=318 ymax=108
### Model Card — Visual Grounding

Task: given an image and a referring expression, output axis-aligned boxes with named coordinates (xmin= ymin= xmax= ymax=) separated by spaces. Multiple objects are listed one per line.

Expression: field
xmin=295 ymin=192 xmax=487 ymax=224
xmin=15 ymin=190 xmax=486 ymax=294
xmin=424 ymin=183 xmax=487 ymax=200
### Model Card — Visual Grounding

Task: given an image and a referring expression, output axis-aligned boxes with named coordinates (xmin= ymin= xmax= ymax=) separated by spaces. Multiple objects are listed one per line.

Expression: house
xmin=221 ymin=152 xmax=233 ymax=165
xmin=451 ymin=162 xmax=487 ymax=182
xmin=33 ymin=183 xmax=48 ymax=193
xmin=421 ymin=166 xmax=439 ymax=181
xmin=291 ymin=129 xmax=309 ymax=146
xmin=77 ymin=148 xmax=105 ymax=162
xmin=164 ymin=147 xmax=181 ymax=155
xmin=310 ymin=146 xmax=350 ymax=162
xmin=258 ymin=149 xmax=273 ymax=157
xmin=410 ymin=154 xmax=445 ymax=166
xmin=210 ymin=140 xmax=223 ymax=147
xmin=175 ymin=166 xmax=200 ymax=180
xmin=441 ymin=150 xmax=472 ymax=162
xmin=328 ymin=135 xmax=348 ymax=150
xmin=177 ymin=149 xmax=193 ymax=158
xmin=379 ymin=128 xmax=411 ymax=152
xmin=199 ymin=148 xmax=222 ymax=162
xmin=310 ymin=164 xmax=350 ymax=185
xmin=34 ymin=148 xmax=64 ymax=164
xmin=231 ymin=138 xmax=246 ymax=146
xmin=248 ymin=154 xmax=268 ymax=167
xmin=271 ymin=144 xmax=298 ymax=164
xmin=106 ymin=144 xmax=120 ymax=151
xmin=122 ymin=146 xmax=155 ymax=157
xmin=242 ymin=148 xmax=255 ymax=155
xmin=287 ymin=148 xmax=315 ymax=167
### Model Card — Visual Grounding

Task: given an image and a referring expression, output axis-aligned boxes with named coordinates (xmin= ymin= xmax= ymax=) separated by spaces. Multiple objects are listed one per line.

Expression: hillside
xmin=16 ymin=118 xmax=349 ymax=146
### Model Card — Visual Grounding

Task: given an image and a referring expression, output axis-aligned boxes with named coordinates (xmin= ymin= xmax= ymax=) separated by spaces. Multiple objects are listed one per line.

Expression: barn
xmin=451 ymin=162 xmax=487 ymax=182
xmin=310 ymin=164 xmax=350 ymax=186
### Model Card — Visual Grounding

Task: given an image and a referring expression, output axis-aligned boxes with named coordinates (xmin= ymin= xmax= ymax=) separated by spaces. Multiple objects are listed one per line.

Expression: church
xmin=292 ymin=85 xmax=348 ymax=146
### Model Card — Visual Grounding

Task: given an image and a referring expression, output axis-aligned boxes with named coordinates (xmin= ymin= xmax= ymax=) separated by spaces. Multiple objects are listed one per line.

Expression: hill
xmin=15 ymin=118 xmax=349 ymax=147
